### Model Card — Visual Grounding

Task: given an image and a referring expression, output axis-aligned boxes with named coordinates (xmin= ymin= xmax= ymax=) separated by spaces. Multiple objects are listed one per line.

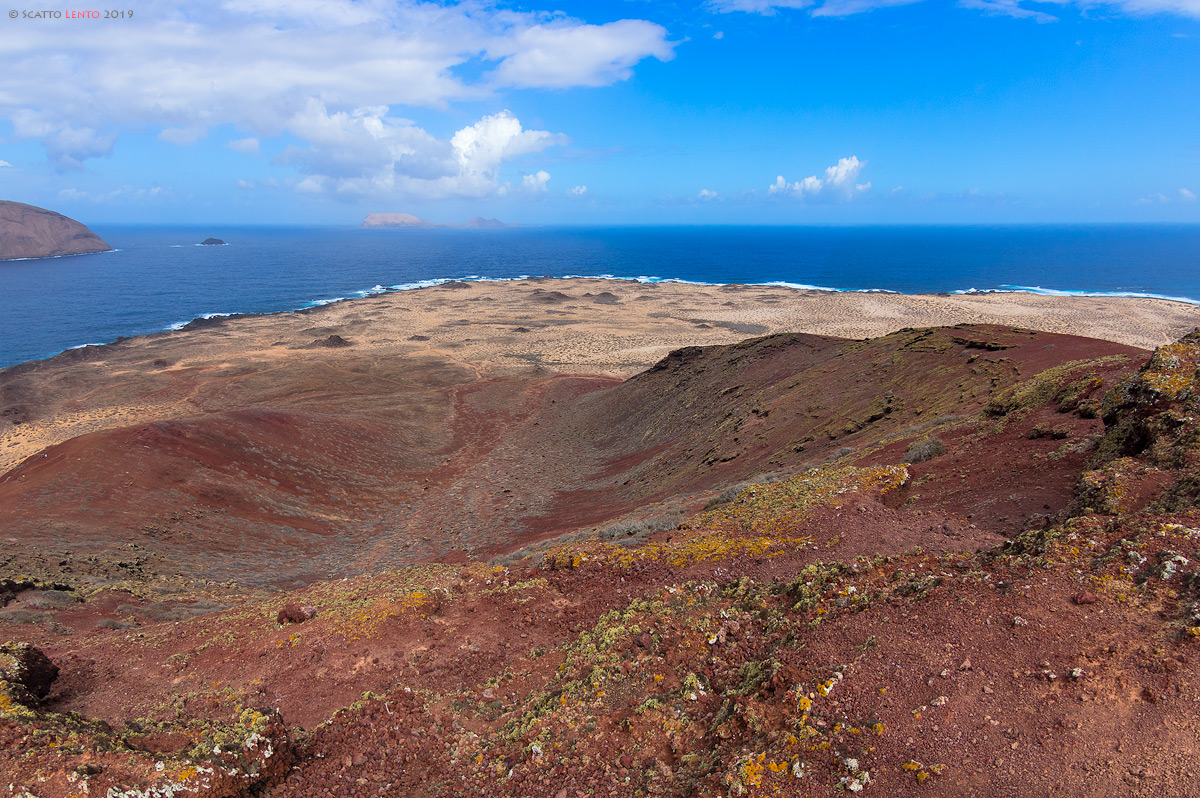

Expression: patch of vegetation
xmin=904 ymin=437 xmax=946 ymax=463
xmin=703 ymin=472 xmax=787 ymax=510
xmin=984 ymin=357 xmax=1127 ymax=420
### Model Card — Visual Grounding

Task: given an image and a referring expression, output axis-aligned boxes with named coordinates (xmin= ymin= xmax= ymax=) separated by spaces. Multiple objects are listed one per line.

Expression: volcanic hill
xmin=0 ymin=200 xmax=111 ymax=260
xmin=362 ymin=213 xmax=513 ymax=229
xmin=2 ymin=299 xmax=1200 ymax=797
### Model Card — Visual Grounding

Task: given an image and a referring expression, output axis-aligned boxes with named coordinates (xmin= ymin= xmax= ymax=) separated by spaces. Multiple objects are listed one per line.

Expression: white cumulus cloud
xmin=522 ymin=170 xmax=551 ymax=194
xmin=569 ymin=185 xmax=588 ymax=196
xmin=0 ymin=160 xmax=10 ymax=167
xmin=0 ymin=1 xmax=674 ymax=171
xmin=1181 ymin=188 xmax=1197 ymax=201
xmin=768 ymin=156 xmax=871 ymax=201
xmin=275 ymin=105 xmax=566 ymax=199
xmin=698 ymin=188 xmax=719 ymax=199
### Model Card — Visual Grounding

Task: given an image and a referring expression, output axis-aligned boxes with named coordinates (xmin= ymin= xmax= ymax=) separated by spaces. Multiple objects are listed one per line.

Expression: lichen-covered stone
xmin=0 ymin=641 xmax=59 ymax=707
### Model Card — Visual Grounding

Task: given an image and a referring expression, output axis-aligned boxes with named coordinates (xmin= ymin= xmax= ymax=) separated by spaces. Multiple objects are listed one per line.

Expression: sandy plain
xmin=3 ymin=277 xmax=1200 ymax=476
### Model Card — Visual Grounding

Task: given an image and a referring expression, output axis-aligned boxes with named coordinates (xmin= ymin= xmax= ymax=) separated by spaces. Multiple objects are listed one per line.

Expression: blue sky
xmin=0 ymin=0 xmax=1197 ymax=224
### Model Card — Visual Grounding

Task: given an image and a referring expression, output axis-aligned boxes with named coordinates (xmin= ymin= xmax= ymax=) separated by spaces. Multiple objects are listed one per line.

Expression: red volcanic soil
xmin=0 ymin=325 xmax=1141 ymax=587
xmin=4 ymin=323 xmax=1200 ymax=798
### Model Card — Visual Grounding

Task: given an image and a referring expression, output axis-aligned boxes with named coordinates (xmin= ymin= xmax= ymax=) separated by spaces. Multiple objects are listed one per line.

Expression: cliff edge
xmin=0 ymin=201 xmax=111 ymax=261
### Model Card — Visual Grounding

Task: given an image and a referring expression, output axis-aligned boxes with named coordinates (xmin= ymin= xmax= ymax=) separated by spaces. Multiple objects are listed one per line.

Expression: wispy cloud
xmin=228 ymin=138 xmax=261 ymax=157
xmin=1138 ymin=188 xmax=1198 ymax=204
xmin=711 ymin=0 xmax=1200 ymax=19
xmin=57 ymin=185 xmax=171 ymax=202
xmin=959 ymin=0 xmax=1057 ymax=22
xmin=812 ymin=0 xmax=924 ymax=16
xmin=707 ymin=0 xmax=812 ymax=13
xmin=698 ymin=188 xmax=719 ymax=199
xmin=487 ymin=20 xmax=675 ymax=89
xmin=568 ymin=185 xmax=588 ymax=196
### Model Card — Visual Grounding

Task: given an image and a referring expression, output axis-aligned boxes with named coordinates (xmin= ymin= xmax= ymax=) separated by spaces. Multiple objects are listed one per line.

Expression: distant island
xmin=361 ymin=213 xmax=515 ymax=229
xmin=199 ymin=238 xmax=226 ymax=246
xmin=0 ymin=200 xmax=111 ymax=261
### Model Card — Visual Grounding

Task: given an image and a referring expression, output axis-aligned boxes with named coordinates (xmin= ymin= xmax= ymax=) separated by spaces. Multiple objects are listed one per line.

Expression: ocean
xmin=2 ymin=223 xmax=1199 ymax=370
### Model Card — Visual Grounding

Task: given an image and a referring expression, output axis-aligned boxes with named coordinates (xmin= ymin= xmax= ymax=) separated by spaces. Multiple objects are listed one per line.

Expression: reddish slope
xmin=0 ymin=325 xmax=1144 ymax=588
xmin=547 ymin=324 xmax=1142 ymax=540
xmin=0 ymin=200 xmax=111 ymax=260
xmin=8 ymin=325 xmax=1200 ymax=798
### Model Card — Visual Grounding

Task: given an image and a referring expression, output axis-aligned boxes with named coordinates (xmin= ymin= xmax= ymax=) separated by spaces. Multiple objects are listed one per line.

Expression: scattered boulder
xmin=277 ymin=602 xmax=317 ymax=624
xmin=0 ymin=642 xmax=59 ymax=706
xmin=1073 ymin=591 xmax=1099 ymax=605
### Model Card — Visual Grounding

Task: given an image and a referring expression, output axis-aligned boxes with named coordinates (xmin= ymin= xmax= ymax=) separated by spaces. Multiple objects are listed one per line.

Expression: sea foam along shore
xmin=7 ymin=275 xmax=1200 ymax=477
xmin=160 ymin=273 xmax=1200 ymax=341
xmin=23 ymin=275 xmax=1200 ymax=371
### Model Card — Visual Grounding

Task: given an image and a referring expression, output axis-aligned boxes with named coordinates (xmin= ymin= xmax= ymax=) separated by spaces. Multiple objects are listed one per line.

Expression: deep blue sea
xmin=2 ymin=224 xmax=1199 ymax=369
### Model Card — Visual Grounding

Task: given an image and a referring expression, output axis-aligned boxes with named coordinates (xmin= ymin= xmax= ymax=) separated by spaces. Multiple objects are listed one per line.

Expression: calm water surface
xmin=1 ymin=224 xmax=1198 ymax=369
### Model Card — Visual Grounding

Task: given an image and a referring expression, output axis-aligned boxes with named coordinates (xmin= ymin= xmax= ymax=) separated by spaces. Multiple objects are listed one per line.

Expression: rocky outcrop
xmin=1071 ymin=327 xmax=1200 ymax=514
xmin=0 ymin=201 xmax=111 ymax=260
xmin=0 ymin=641 xmax=58 ymax=708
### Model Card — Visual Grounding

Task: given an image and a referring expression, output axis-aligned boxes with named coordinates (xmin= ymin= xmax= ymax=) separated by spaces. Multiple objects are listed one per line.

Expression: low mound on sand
xmin=0 ymin=201 xmax=111 ymax=260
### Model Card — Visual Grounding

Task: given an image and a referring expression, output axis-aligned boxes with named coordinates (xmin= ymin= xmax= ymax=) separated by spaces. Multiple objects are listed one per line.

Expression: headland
xmin=0 ymin=200 xmax=111 ymax=260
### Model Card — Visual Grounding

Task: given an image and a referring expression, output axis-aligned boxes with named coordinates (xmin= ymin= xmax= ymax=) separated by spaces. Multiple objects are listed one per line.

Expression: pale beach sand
xmin=2 ymin=278 xmax=1199 ymax=475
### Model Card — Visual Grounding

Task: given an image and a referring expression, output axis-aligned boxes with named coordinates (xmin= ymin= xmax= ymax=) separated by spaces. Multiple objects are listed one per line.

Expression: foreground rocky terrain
xmin=2 ymin=308 xmax=1200 ymax=796
xmin=0 ymin=201 xmax=111 ymax=260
